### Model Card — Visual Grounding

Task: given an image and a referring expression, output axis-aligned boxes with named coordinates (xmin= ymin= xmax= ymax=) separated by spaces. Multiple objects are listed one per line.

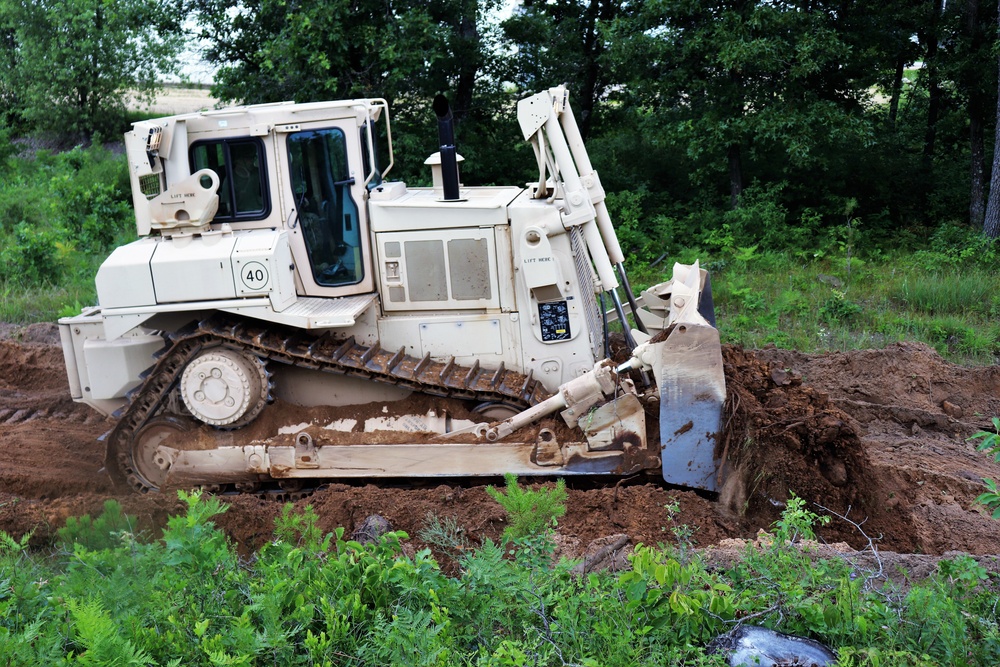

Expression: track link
xmin=106 ymin=315 xmax=553 ymax=493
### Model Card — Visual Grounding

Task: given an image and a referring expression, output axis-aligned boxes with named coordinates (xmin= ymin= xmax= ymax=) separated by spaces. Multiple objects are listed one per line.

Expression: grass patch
xmin=630 ymin=250 xmax=1000 ymax=366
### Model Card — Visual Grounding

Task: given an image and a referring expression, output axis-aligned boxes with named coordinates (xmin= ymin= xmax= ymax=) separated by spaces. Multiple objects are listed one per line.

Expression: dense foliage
xmin=0 ymin=490 xmax=997 ymax=666
xmin=0 ymin=0 xmax=185 ymax=139
xmin=2 ymin=0 xmax=1000 ymax=356
xmin=4 ymin=0 xmax=1000 ymax=236
xmin=0 ymin=137 xmax=134 ymax=321
xmin=178 ymin=0 xmax=1000 ymax=241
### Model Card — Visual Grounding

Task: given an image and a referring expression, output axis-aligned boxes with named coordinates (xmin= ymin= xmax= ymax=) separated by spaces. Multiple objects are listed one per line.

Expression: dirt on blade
xmin=1 ymin=323 xmax=999 ymax=566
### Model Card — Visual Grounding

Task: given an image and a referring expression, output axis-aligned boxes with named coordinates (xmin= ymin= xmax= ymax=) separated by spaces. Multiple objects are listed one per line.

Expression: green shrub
xmin=969 ymin=417 xmax=1000 ymax=519
xmin=819 ymin=289 xmax=862 ymax=325
xmin=57 ymin=499 xmax=139 ymax=551
xmin=4 ymin=491 xmax=1000 ymax=665
xmin=0 ymin=221 xmax=66 ymax=284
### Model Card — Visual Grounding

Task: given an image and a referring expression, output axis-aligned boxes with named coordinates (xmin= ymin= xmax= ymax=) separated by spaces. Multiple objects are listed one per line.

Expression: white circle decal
xmin=241 ymin=261 xmax=269 ymax=290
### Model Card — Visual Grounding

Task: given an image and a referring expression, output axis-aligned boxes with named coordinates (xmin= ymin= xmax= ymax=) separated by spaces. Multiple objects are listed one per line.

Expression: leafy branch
xmin=968 ymin=417 xmax=1000 ymax=519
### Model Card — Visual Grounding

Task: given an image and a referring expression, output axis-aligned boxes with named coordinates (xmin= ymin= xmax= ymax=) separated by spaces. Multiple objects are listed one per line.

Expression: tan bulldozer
xmin=59 ymin=86 xmax=726 ymax=495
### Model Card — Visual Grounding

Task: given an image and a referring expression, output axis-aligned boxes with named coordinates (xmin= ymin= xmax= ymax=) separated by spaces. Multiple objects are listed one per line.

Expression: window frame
xmin=189 ymin=137 xmax=272 ymax=223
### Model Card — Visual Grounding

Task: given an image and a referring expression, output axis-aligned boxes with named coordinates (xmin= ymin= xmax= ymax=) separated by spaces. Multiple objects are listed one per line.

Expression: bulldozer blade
xmin=655 ymin=322 xmax=726 ymax=492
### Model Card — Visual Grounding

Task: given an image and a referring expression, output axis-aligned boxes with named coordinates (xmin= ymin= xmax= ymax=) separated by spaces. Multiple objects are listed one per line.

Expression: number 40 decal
xmin=241 ymin=261 xmax=270 ymax=290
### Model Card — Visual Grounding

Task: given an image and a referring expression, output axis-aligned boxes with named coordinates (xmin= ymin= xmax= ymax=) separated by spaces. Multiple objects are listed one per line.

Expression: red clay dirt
xmin=2 ymin=323 xmax=999 ymax=570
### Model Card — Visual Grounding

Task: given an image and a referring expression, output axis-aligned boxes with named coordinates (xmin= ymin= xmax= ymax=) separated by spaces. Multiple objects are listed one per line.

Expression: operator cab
xmin=124 ymin=99 xmax=391 ymax=299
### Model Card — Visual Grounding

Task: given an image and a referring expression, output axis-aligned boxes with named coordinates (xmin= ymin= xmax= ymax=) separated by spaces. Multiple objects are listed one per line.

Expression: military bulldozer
xmin=58 ymin=86 xmax=726 ymax=495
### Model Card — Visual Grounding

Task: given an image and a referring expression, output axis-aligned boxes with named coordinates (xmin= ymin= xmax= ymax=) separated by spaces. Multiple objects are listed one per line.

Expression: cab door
xmin=280 ymin=123 xmax=375 ymax=296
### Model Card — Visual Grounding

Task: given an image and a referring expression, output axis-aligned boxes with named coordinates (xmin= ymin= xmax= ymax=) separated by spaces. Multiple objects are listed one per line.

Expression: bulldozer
xmin=58 ymin=86 xmax=726 ymax=495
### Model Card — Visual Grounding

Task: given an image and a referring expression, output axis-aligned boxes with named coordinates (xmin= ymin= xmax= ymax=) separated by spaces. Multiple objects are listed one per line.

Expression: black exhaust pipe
xmin=432 ymin=94 xmax=461 ymax=201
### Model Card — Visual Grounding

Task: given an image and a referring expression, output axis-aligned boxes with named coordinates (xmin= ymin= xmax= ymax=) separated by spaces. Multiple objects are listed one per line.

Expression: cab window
xmin=190 ymin=138 xmax=269 ymax=221
xmin=288 ymin=128 xmax=363 ymax=287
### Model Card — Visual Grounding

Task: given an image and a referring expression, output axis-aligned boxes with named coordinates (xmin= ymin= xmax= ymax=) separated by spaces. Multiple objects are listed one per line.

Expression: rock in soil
xmin=707 ymin=625 xmax=836 ymax=666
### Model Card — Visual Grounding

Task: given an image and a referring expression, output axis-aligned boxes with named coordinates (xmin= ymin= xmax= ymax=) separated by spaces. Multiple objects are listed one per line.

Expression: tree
xmin=190 ymin=0 xmax=446 ymax=106
xmin=190 ymin=0 xmax=520 ymax=185
xmin=0 ymin=7 xmax=20 ymax=130
xmin=501 ymin=0 xmax=631 ymax=139
xmin=940 ymin=0 xmax=999 ymax=229
xmin=983 ymin=0 xmax=1000 ymax=238
xmin=611 ymin=0 xmax=882 ymax=213
xmin=2 ymin=0 xmax=186 ymax=139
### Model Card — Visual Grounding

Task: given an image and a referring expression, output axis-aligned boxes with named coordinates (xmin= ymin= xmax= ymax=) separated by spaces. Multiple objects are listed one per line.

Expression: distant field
xmin=128 ymin=85 xmax=219 ymax=115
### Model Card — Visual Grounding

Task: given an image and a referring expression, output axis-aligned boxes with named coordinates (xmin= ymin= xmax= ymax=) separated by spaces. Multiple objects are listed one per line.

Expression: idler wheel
xmin=128 ymin=414 xmax=194 ymax=491
xmin=180 ymin=348 xmax=269 ymax=427
xmin=472 ymin=401 xmax=521 ymax=421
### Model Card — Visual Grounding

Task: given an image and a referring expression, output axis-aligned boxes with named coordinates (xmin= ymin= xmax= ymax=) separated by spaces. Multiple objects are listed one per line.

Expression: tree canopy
xmin=4 ymin=0 xmax=1000 ymax=239
xmin=0 ymin=0 xmax=185 ymax=139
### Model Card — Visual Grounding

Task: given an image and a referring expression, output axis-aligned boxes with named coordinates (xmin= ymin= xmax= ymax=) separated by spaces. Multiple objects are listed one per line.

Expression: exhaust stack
xmin=432 ymin=94 xmax=462 ymax=201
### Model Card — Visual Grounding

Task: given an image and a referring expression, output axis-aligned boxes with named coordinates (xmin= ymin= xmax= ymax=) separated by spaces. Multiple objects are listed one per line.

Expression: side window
xmin=190 ymin=138 xmax=269 ymax=221
xmin=288 ymin=128 xmax=363 ymax=287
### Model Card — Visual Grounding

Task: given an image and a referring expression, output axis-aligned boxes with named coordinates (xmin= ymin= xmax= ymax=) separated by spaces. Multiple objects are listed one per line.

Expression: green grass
xmin=0 ymin=279 xmax=97 ymax=323
xmin=701 ymin=252 xmax=1000 ymax=365
xmin=6 ymin=238 xmax=998 ymax=367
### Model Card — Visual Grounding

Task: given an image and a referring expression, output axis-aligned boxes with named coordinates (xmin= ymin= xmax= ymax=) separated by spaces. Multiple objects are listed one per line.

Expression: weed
xmin=819 ymin=289 xmax=862 ymax=325
xmin=662 ymin=499 xmax=697 ymax=561
xmin=773 ymin=494 xmax=830 ymax=543
xmin=56 ymin=499 xmax=139 ymax=551
xmin=419 ymin=512 xmax=470 ymax=554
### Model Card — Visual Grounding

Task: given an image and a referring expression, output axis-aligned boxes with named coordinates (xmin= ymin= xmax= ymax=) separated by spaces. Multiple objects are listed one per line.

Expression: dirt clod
xmin=352 ymin=514 xmax=393 ymax=544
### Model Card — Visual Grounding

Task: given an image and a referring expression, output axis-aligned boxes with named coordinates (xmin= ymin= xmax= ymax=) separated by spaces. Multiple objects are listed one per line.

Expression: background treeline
xmin=1 ymin=0 xmax=999 ymax=361
xmin=5 ymin=0 xmax=1000 ymax=241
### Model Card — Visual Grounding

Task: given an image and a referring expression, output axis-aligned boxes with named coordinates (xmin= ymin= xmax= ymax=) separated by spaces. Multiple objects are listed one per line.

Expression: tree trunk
xmin=971 ymin=114 xmax=986 ymax=227
xmin=922 ymin=0 xmax=944 ymax=163
xmin=576 ymin=0 xmax=606 ymax=139
xmin=889 ymin=53 xmax=904 ymax=129
xmin=728 ymin=143 xmax=743 ymax=209
xmin=983 ymin=0 xmax=1000 ymax=237
xmin=968 ymin=0 xmax=986 ymax=227
xmin=452 ymin=0 xmax=479 ymax=122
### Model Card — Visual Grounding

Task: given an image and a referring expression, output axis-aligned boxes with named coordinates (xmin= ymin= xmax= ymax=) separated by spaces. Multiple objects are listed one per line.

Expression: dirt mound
xmin=757 ymin=342 xmax=1000 ymax=554
xmin=0 ymin=326 xmax=998 ymax=561
xmin=720 ymin=345 xmax=918 ymax=551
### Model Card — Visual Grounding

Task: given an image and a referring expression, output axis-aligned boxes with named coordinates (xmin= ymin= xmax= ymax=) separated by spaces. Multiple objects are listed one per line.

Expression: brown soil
xmin=2 ymin=323 xmax=999 ymax=575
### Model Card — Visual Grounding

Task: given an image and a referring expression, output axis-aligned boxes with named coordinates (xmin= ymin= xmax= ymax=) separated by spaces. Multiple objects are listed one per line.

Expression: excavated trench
xmin=2 ymin=322 xmax=1000 ymax=568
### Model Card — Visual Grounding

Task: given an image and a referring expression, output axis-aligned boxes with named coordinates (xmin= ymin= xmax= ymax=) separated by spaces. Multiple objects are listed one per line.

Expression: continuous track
xmin=105 ymin=316 xmax=553 ymax=493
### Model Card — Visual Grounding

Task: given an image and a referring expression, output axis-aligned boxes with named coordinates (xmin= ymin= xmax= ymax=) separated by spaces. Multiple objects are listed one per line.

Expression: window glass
xmin=190 ymin=138 xmax=269 ymax=221
xmin=288 ymin=128 xmax=364 ymax=287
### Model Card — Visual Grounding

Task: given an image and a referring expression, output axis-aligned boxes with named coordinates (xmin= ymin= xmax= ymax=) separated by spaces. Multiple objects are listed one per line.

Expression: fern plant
xmin=969 ymin=417 xmax=1000 ymax=518
xmin=486 ymin=473 xmax=567 ymax=543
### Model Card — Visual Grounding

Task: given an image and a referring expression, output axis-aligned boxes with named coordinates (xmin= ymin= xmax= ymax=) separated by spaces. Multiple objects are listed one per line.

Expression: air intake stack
xmin=431 ymin=94 xmax=463 ymax=202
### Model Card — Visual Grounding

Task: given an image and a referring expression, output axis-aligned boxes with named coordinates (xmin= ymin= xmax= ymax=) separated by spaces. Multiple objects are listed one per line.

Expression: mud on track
xmin=2 ymin=322 xmax=999 ymax=566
